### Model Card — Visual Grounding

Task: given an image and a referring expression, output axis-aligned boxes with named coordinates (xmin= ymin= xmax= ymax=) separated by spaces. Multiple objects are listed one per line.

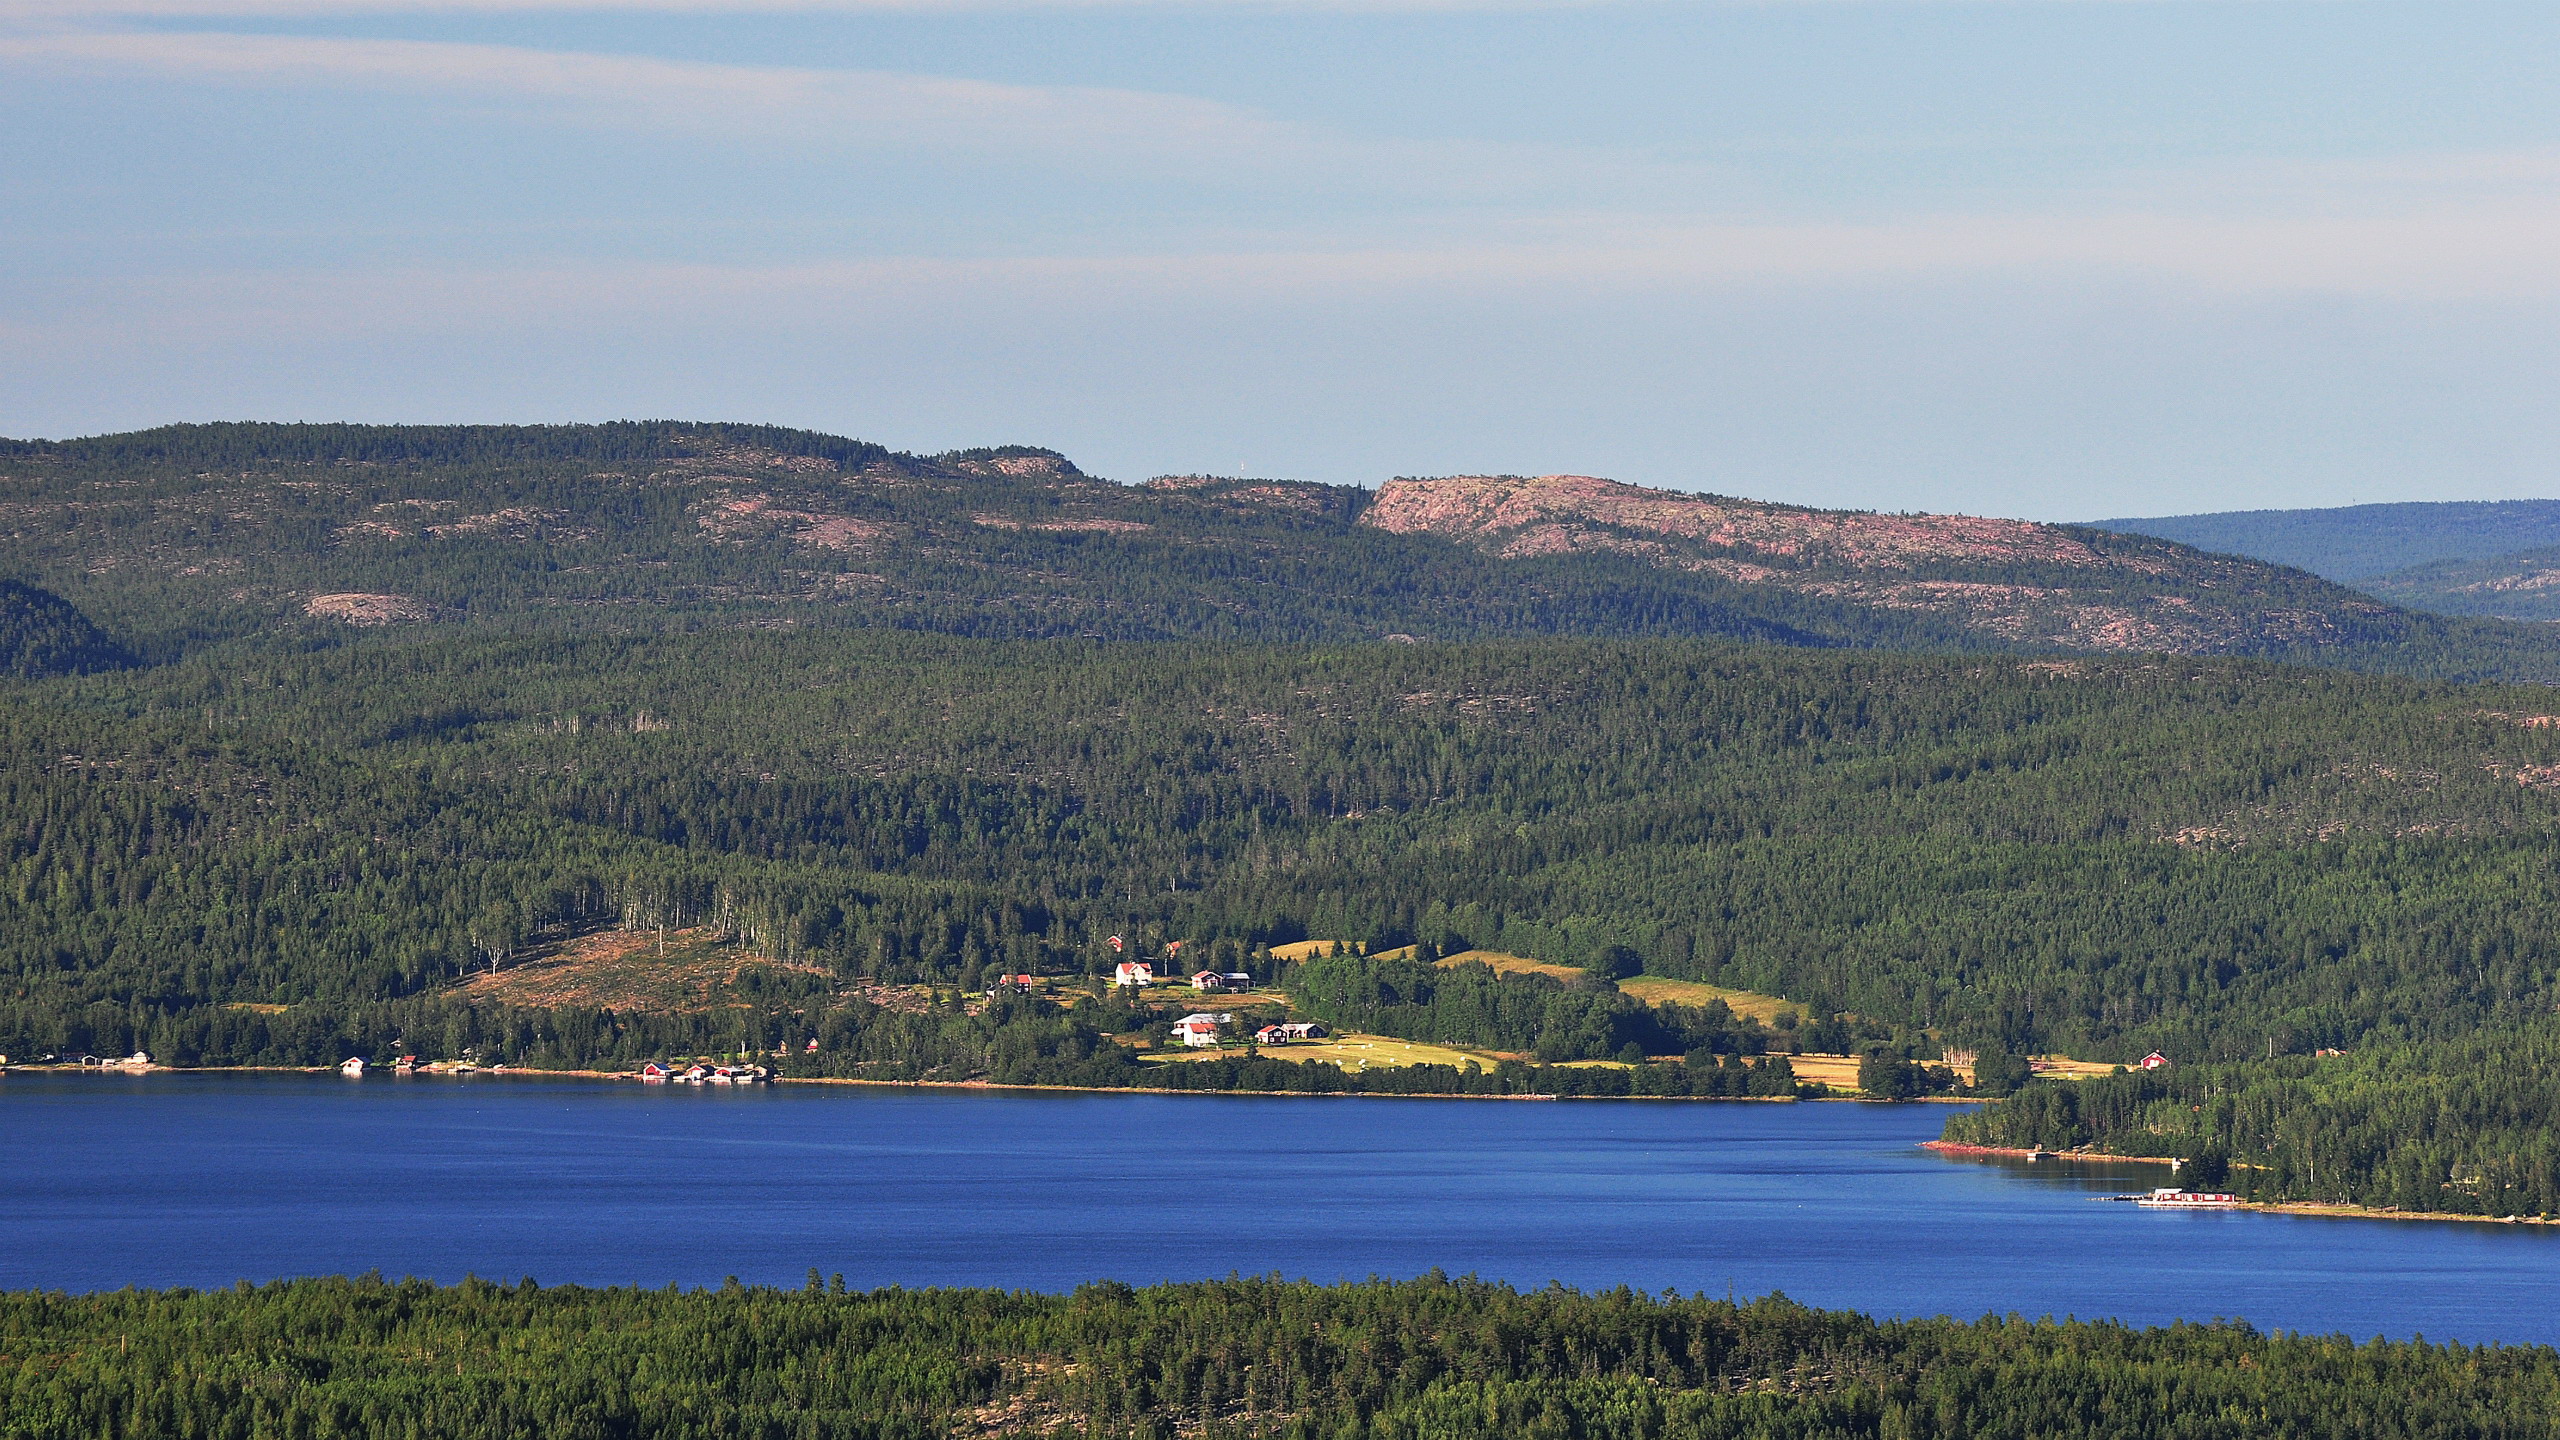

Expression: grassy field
xmin=1617 ymin=976 xmax=1802 ymax=1024
xmin=1436 ymin=950 xmax=1584 ymax=981
xmin=1152 ymin=1032 xmax=1508 ymax=1071
xmin=1781 ymin=1051 xmax=1973 ymax=1092
xmin=455 ymin=926 xmax=834 ymax=1013
xmin=1267 ymin=940 xmax=1360 ymax=962
xmin=2030 ymin=1056 xmax=2122 ymax=1079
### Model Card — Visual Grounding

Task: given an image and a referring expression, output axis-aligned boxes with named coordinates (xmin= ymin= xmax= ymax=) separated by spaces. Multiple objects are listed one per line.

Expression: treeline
xmin=6 ymin=1273 xmax=2559 ymax=1440
xmin=1940 ymin=1021 xmax=2560 ymax=1218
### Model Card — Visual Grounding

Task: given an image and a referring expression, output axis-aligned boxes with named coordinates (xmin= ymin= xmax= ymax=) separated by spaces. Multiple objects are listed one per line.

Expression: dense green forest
xmin=5 ymin=1273 xmax=2556 ymax=1440
xmin=0 ymin=582 xmax=131 ymax=680
xmin=15 ymin=632 xmax=2560 ymax=1072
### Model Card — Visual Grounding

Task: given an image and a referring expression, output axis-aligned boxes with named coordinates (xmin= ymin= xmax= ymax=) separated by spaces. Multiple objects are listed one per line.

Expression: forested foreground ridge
xmin=7 ymin=1274 xmax=2559 ymax=1440
xmin=9 ymin=420 xmax=2560 ymax=677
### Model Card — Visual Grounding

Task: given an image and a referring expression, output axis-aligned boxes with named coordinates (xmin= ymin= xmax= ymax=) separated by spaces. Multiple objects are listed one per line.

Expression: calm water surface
xmin=7 ymin=1072 xmax=2558 ymax=1345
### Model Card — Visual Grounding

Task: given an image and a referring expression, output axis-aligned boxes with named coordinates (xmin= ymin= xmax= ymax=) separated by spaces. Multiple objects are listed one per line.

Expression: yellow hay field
xmin=1616 ymin=977 xmax=1800 ymax=1023
xmin=1437 ymin=950 xmax=1584 ymax=981
xmin=1154 ymin=1032 xmax=1504 ymax=1071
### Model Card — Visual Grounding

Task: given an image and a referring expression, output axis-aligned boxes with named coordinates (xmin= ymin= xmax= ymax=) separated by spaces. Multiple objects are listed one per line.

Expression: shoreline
xmin=1921 ymin=1140 xmax=2184 ymax=1166
xmin=1 ymin=1062 xmax=1952 ymax=1105
xmin=1920 ymin=1142 xmax=2559 ymax=1229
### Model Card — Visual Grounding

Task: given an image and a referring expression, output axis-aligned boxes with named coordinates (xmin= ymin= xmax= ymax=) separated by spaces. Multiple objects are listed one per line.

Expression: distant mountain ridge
xmin=2358 ymin=545 xmax=2560 ymax=623
xmin=2091 ymin=498 xmax=2560 ymax=582
xmin=6 ymin=421 xmax=2560 ymax=679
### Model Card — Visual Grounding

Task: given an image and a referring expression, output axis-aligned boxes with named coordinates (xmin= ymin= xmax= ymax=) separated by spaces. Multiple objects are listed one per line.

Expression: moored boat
xmin=2135 ymin=1187 xmax=2243 ymax=1209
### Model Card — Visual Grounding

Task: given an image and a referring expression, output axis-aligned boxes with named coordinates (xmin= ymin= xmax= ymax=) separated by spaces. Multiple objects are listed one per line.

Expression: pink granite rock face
xmin=1358 ymin=474 xmax=2380 ymax=654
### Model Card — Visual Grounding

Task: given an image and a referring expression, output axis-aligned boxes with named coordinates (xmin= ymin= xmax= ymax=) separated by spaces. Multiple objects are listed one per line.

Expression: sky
xmin=3 ymin=0 xmax=2557 ymax=519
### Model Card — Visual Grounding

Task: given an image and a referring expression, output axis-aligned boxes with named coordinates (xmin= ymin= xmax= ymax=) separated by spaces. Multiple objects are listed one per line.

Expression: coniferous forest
xmin=8 ymin=1274 xmax=2560 ymax=1440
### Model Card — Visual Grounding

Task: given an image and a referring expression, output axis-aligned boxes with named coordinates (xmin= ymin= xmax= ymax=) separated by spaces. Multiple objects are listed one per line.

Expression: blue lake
xmin=7 ymin=1072 xmax=2559 ymax=1346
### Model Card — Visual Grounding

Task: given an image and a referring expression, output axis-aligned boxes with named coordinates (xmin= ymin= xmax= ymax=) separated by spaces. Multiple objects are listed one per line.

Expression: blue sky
xmin=4 ymin=1 xmax=2557 ymax=519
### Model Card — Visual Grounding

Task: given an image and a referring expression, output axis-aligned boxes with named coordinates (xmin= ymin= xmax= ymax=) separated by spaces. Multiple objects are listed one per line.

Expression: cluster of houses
xmin=1099 ymin=961 xmax=1337 ymax=1050
xmin=1110 ymin=961 xmax=1257 ymax=991
xmin=63 ymin=1051 xmax=158 ymax=1070
xmin=638 ymin=1061 xmax=774 ymax=1084
xmin=1167 ymin=1016 xmax=1330 ymax=1048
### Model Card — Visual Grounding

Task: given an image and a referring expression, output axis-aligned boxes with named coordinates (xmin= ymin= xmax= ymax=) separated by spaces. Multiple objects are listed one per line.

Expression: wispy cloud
xmin=0 ymin=27 xmax=1303 ymax=161
xmin=17 ymin=193 xmax=2556 ymax=352
xmin=0 ymin=23 xmax=1737 ymax=209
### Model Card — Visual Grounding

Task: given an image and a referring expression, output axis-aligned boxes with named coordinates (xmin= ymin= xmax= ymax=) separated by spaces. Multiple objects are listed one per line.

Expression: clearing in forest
xmin=453 ymin=926 xmax=833 ymax=1012
xmin=1155 ymin=1032 xmax=1507 ymax=1071
xmin=1436 ymin=950 xmax=1584 ymax=981
xmin=1267 ymin=940 xmax=1361 ymax=962
xmin=2030 ymin=1055 xmax=2121 ymax=1079
xmin=1617 ymin=976 xmax=1801 ymax=1024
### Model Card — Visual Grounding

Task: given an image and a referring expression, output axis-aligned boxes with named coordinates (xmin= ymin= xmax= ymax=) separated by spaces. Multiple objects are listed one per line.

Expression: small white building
xmin=1172 ymin=1013 xmax=1232 ymax=1047
xmin=1112 ymin=961 xmax=1156 ymax=988
xmin=340 ymin=1057 xmax=366 ymax=1076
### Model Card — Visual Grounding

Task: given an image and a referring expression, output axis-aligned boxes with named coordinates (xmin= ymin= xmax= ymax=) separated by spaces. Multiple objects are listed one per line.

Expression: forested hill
xmin=11 ymin=1275 xmax=2560 ymax=1440
xmin=14 ymin=630 xmax=2560 ymax=1069
xmin=10 ymin=421 xmax=2560 ymax=679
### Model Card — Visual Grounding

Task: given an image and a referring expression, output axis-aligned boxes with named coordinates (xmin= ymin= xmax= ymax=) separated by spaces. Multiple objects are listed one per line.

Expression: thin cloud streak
xmin=16 ymin=199 xmax=2558 ymax=351
xmin=0 ymin=24 xmax=1733 ymax=203
xmin=0 ymin=27 xmax=1292 ymax=159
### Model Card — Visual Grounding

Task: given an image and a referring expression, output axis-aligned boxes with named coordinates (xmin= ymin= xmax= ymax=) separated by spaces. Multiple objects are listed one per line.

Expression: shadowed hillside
xmin=0 ymin=580 xmax=132 ymax=679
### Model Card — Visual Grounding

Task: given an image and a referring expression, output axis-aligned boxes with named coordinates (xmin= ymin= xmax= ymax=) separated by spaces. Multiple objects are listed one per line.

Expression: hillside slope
xmin=5 ymin=422 xmax=2558 ymax=677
